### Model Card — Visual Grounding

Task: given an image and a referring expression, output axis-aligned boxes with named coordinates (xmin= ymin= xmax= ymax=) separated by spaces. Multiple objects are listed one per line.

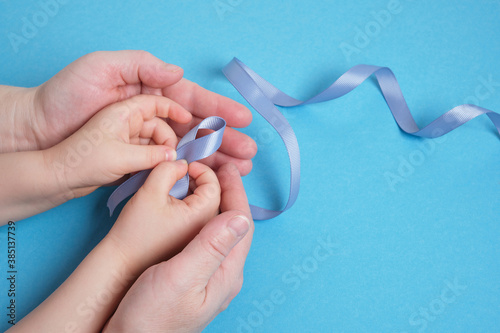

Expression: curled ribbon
xmin=107 ymin=58 xmax=500 ymax=219
xmin=107 ymin=116 xmax=226 ymax=215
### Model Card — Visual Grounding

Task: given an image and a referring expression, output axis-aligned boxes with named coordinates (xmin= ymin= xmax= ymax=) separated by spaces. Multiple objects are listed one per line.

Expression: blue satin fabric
xmin=107 ymin=58 xmax=500 ymax=220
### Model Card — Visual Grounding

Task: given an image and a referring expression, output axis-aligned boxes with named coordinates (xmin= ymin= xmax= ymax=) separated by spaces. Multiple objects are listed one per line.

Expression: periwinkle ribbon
xmin=107 ymin=58 xmax=500 ymax=220
xmin=222 ymin=58 xmax=500 ymax=220
xmin=107 ymin=116 xmax=226 ymax=215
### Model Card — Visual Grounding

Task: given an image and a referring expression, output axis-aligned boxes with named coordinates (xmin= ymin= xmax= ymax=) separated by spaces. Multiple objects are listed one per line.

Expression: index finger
xmin=88 ymin=50 xmax=184 ymax=89
xmin=119 ymin=94 xmax=192 ymax=124
xmin=162 ymin=78 xmax=253 ymax=128
xmin=217 ymin=163 xmax=252 ymax=215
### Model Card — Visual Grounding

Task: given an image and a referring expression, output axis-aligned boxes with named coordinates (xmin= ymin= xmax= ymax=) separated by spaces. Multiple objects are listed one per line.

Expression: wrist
xmin=40 ymin=146 xmax=76 ymax=204
xmin=105 ymin=226 xmax=145 ymax=278
xmin=41 ymin=135 xmax=102 ymax=200
xmin=11 ymin=228 xmax=138 ymax=332
xmin=0 ymin=149 xmax=73 ymax=222
xmin=0 ymin=86 xmax=42 ymax=153
xmin=101 ymin=233 xmax=142 ymax=290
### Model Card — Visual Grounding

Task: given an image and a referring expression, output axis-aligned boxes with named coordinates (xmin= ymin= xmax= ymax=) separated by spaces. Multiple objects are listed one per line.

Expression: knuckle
xmin=156 ymin=161 xmax=174 ymax=176
xmin=219 ymin=302 xmax=230 ymax=313
xmin=239 ymin=140 xmax=257 ymax=156
xmin=148 ymin=148 xmax=157 ymax=166
xmin=228 ymin=275 xmax=244 ymax=301
xmin=191 ymin=81 xmax=201 ymax=89
xmin=203 ymin=234 xmax=229 ymax=263
xmin=166 ymin=137 xmax=178 ymax=149
xmin=119 ymin=99 xmax=134 ymax=116
xmin=136 ymin=49 xmax=153 ymax=60
xmin=150 ymin=148 xmax=164 ymax=166
xmin=205 ymin=182 xmax=221 ymax=201
xmin=153 ymin=264 xmax=190 ymax=295
xmin=235 ymin=275 xmax=244 ymax=294
xmin=217 ymin=164 xmax=240 ymax=186
xmin=124 ymin=95 xmax=143 ymax=111
xmin=83 ymin=51 xmax=104 ymax=62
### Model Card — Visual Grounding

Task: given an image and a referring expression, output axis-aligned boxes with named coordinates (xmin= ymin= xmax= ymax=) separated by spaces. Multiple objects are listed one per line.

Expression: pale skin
xmin=9 ymin=160 xmax=253 ymax=332
xmin=1 ymin=51 xmax=256 ymax=332
xmin=104 ymin=163 xmax=254 ymax=333
xmin=0 ymin=50 xmax=256 ymax=169
xmin=0 ymin=50 xmax=257 ymax=224
xmin=0 ymin=94 xmax=189 ymax=223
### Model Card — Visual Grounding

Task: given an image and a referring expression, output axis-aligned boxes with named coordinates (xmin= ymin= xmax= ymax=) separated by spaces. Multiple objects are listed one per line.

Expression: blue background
xmin=1 ymin=0 xmax=499 ymax=332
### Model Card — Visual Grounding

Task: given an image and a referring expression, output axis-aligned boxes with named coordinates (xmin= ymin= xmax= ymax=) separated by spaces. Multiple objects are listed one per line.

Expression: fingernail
xmin=166 ymin=149 xmax=177 ymax=161
xmin=163 ymin=63 xmax=182 ymax=73
xmin=176 ymin=159 xmax=188 ymax=166
xmin=227 ymin=215 xmax=250 ymax=238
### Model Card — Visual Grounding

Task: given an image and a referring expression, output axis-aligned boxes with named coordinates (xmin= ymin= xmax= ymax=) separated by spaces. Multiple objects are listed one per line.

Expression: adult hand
xmin=30 ymin=50 xmax=256 ymax=174
xmin=103 ymin=163 xmax=254 ymax=333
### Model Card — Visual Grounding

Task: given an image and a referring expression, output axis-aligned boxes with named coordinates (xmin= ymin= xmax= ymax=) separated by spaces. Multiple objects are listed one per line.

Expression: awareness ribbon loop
xmin=107 ymin=116 xmax=226 ymax=215
xmin=107 ymin=58 xmax=500 ymax=220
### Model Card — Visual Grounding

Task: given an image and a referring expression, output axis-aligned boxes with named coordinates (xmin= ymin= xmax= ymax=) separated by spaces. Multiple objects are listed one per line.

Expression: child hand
xmin=107 ymin=159 xmax=221 ymax=274
xmin=103 ymin=164 xmax=254 ymax=333
xmin=8 ymin=164 xmax=240 ymax=333
xmin=1 ymin=51 xmax=257 ymax=175
xmin=45 ymin=94 xmax=192 ymax=199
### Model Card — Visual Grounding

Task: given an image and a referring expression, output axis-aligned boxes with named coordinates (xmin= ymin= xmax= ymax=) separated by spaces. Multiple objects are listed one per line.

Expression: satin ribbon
xmin=107 ymin=116 xmax=226 ymax=215
xmin=107 ymin=58 xmax=500 ymax=219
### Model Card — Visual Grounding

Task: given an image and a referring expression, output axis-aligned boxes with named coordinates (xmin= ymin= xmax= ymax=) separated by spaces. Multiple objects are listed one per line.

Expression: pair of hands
xmin=4 ymin=51 xmax=256 ymax=332
xmin=104 ymin=161 xmax=254 ymax=332
xmin=2 ymin=50 xmax=255 ymax=199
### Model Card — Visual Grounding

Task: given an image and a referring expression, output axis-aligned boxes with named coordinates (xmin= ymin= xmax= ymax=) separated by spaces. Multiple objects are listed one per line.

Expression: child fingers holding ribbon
xmin=10 ymin=163 xmax=253 ymax=333
xmin=0 ymin=94 xmax=193 ymax=224
xmin=10 ymin=163 xmax=226 ymax=332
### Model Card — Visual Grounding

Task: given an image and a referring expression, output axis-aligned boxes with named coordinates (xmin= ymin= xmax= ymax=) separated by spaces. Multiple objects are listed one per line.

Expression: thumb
xmin=116 ymin=143 xmax=177 ymax=175
xmin=140 ymin=159 xmax=188 ymax=195
xmin=168 ymin=211 xmax=251 ymax=290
